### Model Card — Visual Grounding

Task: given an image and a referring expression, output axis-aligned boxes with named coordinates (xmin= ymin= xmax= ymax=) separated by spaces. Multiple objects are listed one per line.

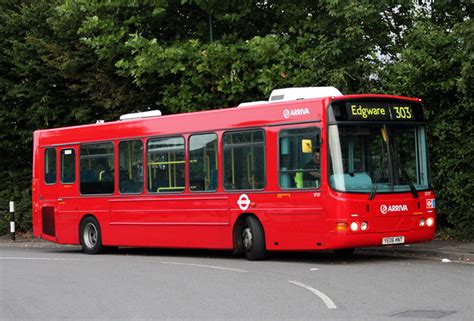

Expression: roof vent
xmin=269 ymin=87 xmax=342 ymax=101
xmin=238 ymin=101 xmax=270 ymax=107
xmin=119 ymin=110 xmax=162 ymax=121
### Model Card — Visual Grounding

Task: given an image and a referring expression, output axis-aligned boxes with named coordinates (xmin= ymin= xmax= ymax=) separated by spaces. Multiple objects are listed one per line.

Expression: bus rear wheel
xmin=242 ymin=216 xmax=266 ymax=261
xmin=79 ymin=216 xmax=104 ymax=254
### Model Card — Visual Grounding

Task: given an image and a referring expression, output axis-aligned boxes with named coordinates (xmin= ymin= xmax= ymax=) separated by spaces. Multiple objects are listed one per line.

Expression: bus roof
xmin=35 ymin=93 xmax=421 ymax=147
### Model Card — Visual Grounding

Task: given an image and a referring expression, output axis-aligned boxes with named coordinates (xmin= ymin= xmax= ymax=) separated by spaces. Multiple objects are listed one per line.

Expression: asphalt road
xmin=1 ymin=244 xmax=473 ymax=321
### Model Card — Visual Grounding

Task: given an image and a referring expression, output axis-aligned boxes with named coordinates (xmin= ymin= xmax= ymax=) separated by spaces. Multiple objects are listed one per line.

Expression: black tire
xmin=334 ymin=248 xmax=355 ymax=257
xmin=79 ymin=216 xmax=104 ymax=254
xmin=242 ymin=216 xmax=266 ymax=261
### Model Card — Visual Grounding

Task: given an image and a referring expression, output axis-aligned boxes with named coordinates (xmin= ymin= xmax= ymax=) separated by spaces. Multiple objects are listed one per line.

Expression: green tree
xmin=380 ymin=3 xmax=473 ymax=238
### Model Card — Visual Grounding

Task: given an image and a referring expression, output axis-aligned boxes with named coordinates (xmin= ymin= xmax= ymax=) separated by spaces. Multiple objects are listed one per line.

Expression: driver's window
xmin=279 ymin=127 xmax=320 ymax=189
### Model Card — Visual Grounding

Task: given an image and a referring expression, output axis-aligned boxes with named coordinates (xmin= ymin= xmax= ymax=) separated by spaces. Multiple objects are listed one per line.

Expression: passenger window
xmin=119 ymin=140 xmax=143 ymax=194
xmin=44 ymin=148 xmax=56 ymax=184
xmin=223 ymin=130 xmax=265 ymax=190
xmin=189 ymin=133 xmax=218 ymax=192
xmin=147 ymin=137 xmax=185 ymax=193
xmin=279 ymin=127 xmax=320 ymax=189
xmin=80 ymin=143 xmax=114 ymax=194
xmin=60 ymin=149 xmax=76 ymax=184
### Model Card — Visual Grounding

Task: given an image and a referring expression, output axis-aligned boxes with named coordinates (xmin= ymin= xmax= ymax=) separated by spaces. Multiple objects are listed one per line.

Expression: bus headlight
xmin=419 ymin=219 xmax=425 ymax=227
xmin=361 ymin=222 xmax=368 ymax=231
xmin=426 ymin=217 xmax=434 ymax=227
xmin=350 ymin=222 xmax=359 ymax=232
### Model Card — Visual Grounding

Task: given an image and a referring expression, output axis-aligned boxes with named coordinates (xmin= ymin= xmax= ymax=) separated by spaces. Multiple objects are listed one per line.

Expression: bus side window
xmin=119 ymin=140 xmax=143 ymax=194
xmin=189 ymin=133 xmax=218 ymax=192
xmin=44 ymin=148 xmax=57 ymax=184
xmin=279 ymin=127 xmax=320 ymax=189
xmin=79 ymin=142 xmax=114 ymax=194
xmin=147 ymin=136 xmax=185 ymax=193
xmin=223 ymin=130 xmax=265 ymax=191
xmin=60 ymin=149 xmax=76 ymax=184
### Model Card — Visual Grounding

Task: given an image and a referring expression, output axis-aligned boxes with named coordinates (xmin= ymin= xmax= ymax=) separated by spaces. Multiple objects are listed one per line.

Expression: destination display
xmin=329 ymin=101 xmax=423 ymax=122
xmin=347 ymin=103 xmax=415 ymax=121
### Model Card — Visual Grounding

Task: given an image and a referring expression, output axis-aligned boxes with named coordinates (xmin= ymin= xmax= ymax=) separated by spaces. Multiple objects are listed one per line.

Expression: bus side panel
xmin=264 ymin=192 xmax=325 ymax=250
xmin=55 ymin=211 xmax=81 ymax=245
xmin=226 ymin=192 xmax=325 ymax=251
xmin=108 ymin=196 xmax=228 ymax=248
xmin=73 ymin=198 xmax=113 ymax=245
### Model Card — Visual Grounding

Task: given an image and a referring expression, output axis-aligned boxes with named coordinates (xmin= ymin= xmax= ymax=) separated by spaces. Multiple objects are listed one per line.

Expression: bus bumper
xmin=326 ymin=228 xmax=435 ymax=250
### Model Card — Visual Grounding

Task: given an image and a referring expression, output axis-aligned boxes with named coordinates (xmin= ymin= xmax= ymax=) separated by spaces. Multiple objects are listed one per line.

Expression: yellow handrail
xmin=231 ymin=136 xmax=235 ymax=187
xmin=128 ymin=143 xmax=132 ymax=180
xmin=204 ymin=154 xmax=210 ymax=189
xmin=148 ymin=160 xmax=185 ymax=165
xmin=157 ymin=186 xmax=185 ymax=192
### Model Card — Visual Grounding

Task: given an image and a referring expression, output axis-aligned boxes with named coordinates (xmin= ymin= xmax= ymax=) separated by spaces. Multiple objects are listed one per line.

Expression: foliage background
xmin=0 ymin=0 xmax=472 ymax=239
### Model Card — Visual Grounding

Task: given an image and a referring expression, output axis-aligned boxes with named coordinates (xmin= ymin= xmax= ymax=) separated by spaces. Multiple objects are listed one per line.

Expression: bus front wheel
xmin=242 ymin=216 xmax=266 ymax=261
xmin=79 ymin=216 xmax=104 ymax=254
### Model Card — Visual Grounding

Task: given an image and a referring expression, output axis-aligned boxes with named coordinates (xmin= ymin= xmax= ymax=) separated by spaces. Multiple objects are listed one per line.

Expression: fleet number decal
xmin=380 ymin=204 xmax=408 ymax=215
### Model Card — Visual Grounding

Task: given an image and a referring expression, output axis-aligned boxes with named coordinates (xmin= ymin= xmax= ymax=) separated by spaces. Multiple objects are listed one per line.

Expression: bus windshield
xmin=328 ymin=124 xmax=430 ymax=194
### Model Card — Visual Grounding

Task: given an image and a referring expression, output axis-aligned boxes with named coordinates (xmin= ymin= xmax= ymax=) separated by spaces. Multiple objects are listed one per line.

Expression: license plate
xmin=382 ymin=236 xmax=405 ymax=245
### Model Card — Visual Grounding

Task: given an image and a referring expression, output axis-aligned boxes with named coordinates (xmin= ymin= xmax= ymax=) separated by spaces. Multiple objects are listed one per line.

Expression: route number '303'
xmin=393 ymin=106 xmax=413 ymax=119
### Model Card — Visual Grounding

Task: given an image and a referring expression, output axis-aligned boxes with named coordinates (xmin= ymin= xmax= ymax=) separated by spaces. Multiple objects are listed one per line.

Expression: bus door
xmin=270 ymin=124 xmax=325 ymax=249
xmin=40 ymin=147 xmax=59 ymax=240
xmin=56 ymin=146 xmax=79 ymax=244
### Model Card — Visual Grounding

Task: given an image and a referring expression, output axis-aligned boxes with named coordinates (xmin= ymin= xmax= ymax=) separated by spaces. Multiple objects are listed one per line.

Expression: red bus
xmin=32 ymin=87 xmax=435 ymax=260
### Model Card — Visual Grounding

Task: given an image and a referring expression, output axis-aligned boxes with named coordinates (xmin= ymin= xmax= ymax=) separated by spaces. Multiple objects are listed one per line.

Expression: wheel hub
xmin=242 ymin=227 xmax=253 ymax=250
xmin=83 ymin=223 xmax=97 ymax=248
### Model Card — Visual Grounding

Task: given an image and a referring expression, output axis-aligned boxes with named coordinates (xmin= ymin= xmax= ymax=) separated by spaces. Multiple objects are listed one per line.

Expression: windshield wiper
xmin=405 ymin=180 xmax=419 ymax=198
xmin=394 ymin=162 xmax=419 ymax=199
xmin=369 ymin=155 xmax=386 ymax=200
xmin=368 ymin=183 xmax=378 ymax=200
xmin=391 ymin=140 xmax=419 ymax=199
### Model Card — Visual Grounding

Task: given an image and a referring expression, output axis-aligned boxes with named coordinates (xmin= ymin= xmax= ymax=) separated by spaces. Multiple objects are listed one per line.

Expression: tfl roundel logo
xmin=380 ymin=205 xmax=388 ymax=215
xmin=237 ymin=194 xmax=251 ymax=211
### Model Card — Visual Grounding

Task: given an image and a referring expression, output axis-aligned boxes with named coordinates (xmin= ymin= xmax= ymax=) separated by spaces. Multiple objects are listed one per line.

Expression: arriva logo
xmin=283 ymin=108 xmax=310 ymax=119
xmin=380 ymin=204 xmax=408 ymax=215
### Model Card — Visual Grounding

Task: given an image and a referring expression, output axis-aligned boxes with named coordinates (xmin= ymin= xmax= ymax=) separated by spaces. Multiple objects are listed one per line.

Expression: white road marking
xmin=0 ymin=256 xmax=98 ymax=261
xmin=161 ymin=261 xmax=248 ymax=273
xmin=288 ymin=280 xmax=337 ymax=309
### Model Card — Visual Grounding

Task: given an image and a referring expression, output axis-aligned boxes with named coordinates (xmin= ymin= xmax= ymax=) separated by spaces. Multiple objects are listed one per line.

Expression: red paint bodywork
xmin=32 ymin=94 xmax=435 ymax=251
